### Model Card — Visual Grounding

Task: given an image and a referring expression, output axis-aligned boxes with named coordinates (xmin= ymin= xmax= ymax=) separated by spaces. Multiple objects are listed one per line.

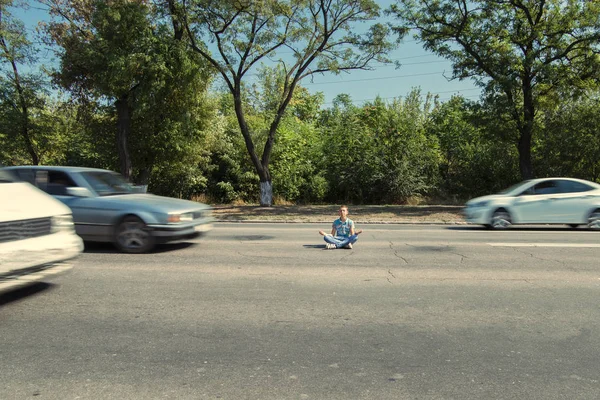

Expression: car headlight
xmin=167 ymin=213 xmax=194 ymax=223
xmin=51 ymin=214 xmax=75 ymax=233
xmin=197 ymin=209 xmax=212 ymax=219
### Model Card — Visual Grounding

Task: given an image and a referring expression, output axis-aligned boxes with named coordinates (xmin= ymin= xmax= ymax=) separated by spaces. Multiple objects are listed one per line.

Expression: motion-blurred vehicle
xmin=464 ymin=177 xmax=600 ymax=229
xmin=0 ymin=169 xmax=83 ymax=293
xmin=2 ymin=166 xmax=213 ymax=253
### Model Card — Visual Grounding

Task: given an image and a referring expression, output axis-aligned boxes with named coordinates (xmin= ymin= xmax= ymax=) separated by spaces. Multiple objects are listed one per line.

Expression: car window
xmin=557 ymin=180 xmax=594 ymax=194
xmin=531 ymin=180 xmax=559 ymax=195
xmin=33 ymin=170 xmax=77 ymax=196
xmin=0 ymin=169 xmax=16 ymax=183
xmin=499 ymin=180 xmax=531 ymax=195
xmin=46 ymin=171 xmax=77 ymax=195
xmin=80 ymin=171 xmax=133 ymax=196
xmin=13 ymin=168 xmax=35 ymax=184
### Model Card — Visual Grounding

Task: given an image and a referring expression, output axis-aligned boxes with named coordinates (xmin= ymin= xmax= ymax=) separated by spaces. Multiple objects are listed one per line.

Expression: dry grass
xmin=210 ymin=204 xmax=465 ymax=224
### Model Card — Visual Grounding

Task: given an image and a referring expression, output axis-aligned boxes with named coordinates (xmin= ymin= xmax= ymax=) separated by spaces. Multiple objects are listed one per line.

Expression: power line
xmin=322 ymin=89 xmax=481 ymax=106
xmin=303 ymin=71 xmax=447 ymax=85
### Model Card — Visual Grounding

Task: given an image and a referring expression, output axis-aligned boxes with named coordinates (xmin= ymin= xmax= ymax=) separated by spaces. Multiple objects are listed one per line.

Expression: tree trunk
xmin=8 ymin=54 xmax=38 ymax=164
xmin=519 ymin=76 xmax=535 ymax=180
xmin=137 ymin=167 xmax=151 ymax=186
xmin=19 ymin=105 xmax=39 ymax=165
xmin=115 ymin=95 xmax=133 ymax=180
xmin=260 ymin=180 xmax=273 ymax=207
xmin=518 ymin=129 xmax=533 ymax=180
xmin=231 ymin=90 xmax=273 ymax=206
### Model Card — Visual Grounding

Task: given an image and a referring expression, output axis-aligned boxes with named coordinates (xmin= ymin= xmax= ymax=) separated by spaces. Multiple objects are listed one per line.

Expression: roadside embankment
xmin=211 ymin=204 xmax=465 ymax=224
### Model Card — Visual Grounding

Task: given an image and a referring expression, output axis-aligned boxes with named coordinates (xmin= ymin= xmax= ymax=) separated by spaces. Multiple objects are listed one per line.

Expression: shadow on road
xmin=303 ymin=244 xmax=326 ymax=249
xmin=83 ymin=241 xmax=197 ymax=254
xmin=0 ymin=282 xmax=54 ymax=307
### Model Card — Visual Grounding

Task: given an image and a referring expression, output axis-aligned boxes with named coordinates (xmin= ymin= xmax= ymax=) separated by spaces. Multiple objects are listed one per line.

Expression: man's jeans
xmin=323 ymin=234 xmax=358 ymax=248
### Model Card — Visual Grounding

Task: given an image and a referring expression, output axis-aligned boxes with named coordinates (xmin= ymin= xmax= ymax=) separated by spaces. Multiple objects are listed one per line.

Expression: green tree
xmin=389 ymin=0 xmax=600 ymax=180
xmin=270 ymin=116 xmax=327 ymax=203
xmin=536 ymin=94 xmax=600 ymax=181
xmin=318 ymin=91 xmax=439 ymax=203
xmin=355 ymin=92 xmax=440 ymax=203
xmin=180 ymin=0 xmax=396 ymax=205
xmin=0 ymin=0 xmax=48 ymax=165
xmin=43 ymin=0 xmax=213 ymax=183
xmin=318 ymin=95 xmax=378 ymax=202
xmin=426 ymin=95 xmax=519 ymax=198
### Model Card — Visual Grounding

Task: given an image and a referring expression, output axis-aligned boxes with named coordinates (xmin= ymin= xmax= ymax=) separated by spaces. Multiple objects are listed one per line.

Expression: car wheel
xmin=568 ymin=224 xmax=579 ymax=229
xmin=490 ymin=209 xmax=512 ymax=229
xmin=115 ymin=215 xmax=155 ymax=253
xmin=587 ymin=209 xmax=600 ymax=231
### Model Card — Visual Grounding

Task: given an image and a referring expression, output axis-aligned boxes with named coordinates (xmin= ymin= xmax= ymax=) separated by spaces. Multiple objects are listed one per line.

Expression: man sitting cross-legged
xmin=319 ymin=205 xmax=363 ymax=249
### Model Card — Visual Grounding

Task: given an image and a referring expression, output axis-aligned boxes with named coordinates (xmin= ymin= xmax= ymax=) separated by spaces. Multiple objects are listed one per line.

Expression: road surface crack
xmin=389 ymin=241 xmax=408 ymax=264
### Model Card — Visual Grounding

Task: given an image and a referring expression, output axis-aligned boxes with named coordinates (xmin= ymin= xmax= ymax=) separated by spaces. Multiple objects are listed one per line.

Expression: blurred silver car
xmin=464 ymin=177 xmax=600 ymax=229
xmin=0 ymin=169 xmax=83 ymax=293
xmin=3 ymin=166 xmax=213 ymax=253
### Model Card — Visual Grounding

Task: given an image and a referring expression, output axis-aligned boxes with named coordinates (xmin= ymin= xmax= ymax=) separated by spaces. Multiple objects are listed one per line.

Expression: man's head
xmin=339 ymin=205 xmax=349 ymax=220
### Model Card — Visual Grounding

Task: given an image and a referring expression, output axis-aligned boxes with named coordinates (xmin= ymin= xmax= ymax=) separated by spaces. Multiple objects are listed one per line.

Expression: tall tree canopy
xmin=389 ymin=0 xmax=600 ymax=180
xmin=180 ymin=0 xmax=396 ymax=205
xmin=0 ymin=0 xmax=48 ymax=165
xmin=43 ymin=0 xmax=213 ymax=181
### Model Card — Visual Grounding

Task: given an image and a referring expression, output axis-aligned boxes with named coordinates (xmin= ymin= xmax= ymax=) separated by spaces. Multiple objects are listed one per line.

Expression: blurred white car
xmin=0 ymin=169 xmax=83 ymax=294
xmin=464 ymin=177 xmax=600 ymax=229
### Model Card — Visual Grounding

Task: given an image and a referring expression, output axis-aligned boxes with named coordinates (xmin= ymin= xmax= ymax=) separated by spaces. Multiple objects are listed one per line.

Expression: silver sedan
xmin=464 ymin=177 xmax=600 ymax=229
xmin=3 ymin=166 xmax=213 ymax=253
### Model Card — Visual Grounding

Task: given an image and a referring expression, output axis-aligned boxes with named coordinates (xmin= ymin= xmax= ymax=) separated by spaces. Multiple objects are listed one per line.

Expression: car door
xmin=550 ymin=180 xmax=597 ymax=223
xmin=512 ymin=180 xmax=562 ymax=223
xmin=32 ymin=169 xmax=113 ymax=240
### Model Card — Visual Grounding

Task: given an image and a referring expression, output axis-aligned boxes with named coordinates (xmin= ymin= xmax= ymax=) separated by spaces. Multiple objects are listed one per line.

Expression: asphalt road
xmin=1 ymin=223 xmax=599 ymax=400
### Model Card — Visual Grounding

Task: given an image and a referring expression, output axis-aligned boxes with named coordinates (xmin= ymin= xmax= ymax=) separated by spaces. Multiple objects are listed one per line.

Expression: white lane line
xmin=489 ymin=243 xmax=600 ymax=248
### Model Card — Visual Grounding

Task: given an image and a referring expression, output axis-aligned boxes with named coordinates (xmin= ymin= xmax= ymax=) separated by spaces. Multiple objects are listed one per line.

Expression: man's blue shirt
xmin=332 ymin=218 xmax=354 ymax=238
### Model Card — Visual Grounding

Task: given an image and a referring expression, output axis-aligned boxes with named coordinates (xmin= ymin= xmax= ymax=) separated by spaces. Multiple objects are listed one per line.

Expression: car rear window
xmin=558 ymin=180 xmax=594 ymax=193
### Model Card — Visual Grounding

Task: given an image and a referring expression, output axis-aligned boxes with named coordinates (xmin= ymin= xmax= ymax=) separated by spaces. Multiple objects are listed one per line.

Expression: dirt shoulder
xmin=211 ymin=204 xmax=466 ymax=224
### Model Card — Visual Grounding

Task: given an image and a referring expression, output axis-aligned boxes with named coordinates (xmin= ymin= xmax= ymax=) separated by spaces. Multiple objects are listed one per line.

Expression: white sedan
xmin=0 ymin=169 xmax=83 ymax=293
xmin=464 ymin=178 xmax=600 ymax=229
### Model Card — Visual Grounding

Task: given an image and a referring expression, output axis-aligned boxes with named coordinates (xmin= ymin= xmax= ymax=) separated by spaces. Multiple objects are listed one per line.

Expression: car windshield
xmin=0 ymin=169 xmax=16 ymax=183
xmin=498 ymin=180 xmax=531 ymax=195
xmin=80 ymin=171 xmax=134 ymax=196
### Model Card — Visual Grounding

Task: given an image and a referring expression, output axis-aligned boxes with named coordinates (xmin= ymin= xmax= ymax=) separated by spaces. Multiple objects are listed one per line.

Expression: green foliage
xmin=426 ymin=96 xmax=520 ymax=198
xmin=318 ymin=90 xmax=440 ymax=204
xmin=150 ymin=162 xmax=208 ymax=200
xmin=214 ymin=181 xmax=237 ymax=203
xmin=197 ymin=106 xmax=260 ymax=203
xmin=270 ymin=116 xmax=327 ymax=203
xmin=0 ymin=0 xmax=51 ymax=165
xmin=535 ymin=96 xmax=600 ymax=182
xmin=183 ymin=0 xmax=398 ymax=205
xmin=44 ymin=0 xmax=215 ymax=192
xmin=389 ymin=0 xmax=600 ymax=180
xmin=4 ymin=0 xmax=600 ymax=206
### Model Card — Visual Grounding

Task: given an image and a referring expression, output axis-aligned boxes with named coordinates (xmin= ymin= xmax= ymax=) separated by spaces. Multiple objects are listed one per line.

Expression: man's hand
xmin=355 ymin=229 xmax=363 ymax=235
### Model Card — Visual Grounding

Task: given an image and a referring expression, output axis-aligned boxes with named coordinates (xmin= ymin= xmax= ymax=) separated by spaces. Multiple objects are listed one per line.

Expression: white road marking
xmin=489 ymin=243 xmax=600 ymax=248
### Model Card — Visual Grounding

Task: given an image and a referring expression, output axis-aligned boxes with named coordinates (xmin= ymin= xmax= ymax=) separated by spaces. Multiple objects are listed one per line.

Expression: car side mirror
xmin=66 ymin=187 xmax=94 ymax=198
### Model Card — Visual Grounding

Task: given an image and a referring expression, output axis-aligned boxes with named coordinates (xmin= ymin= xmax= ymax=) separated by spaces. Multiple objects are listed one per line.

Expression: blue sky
xmin=304 ymin=39 xmax=481 ymax=106
xmin=15 ymin=1 xmax=481 ymax=107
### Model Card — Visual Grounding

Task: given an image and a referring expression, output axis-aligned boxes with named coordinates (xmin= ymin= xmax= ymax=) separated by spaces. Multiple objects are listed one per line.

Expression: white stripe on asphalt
xmin=489 ymin=243 xmax=600 ymax=248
